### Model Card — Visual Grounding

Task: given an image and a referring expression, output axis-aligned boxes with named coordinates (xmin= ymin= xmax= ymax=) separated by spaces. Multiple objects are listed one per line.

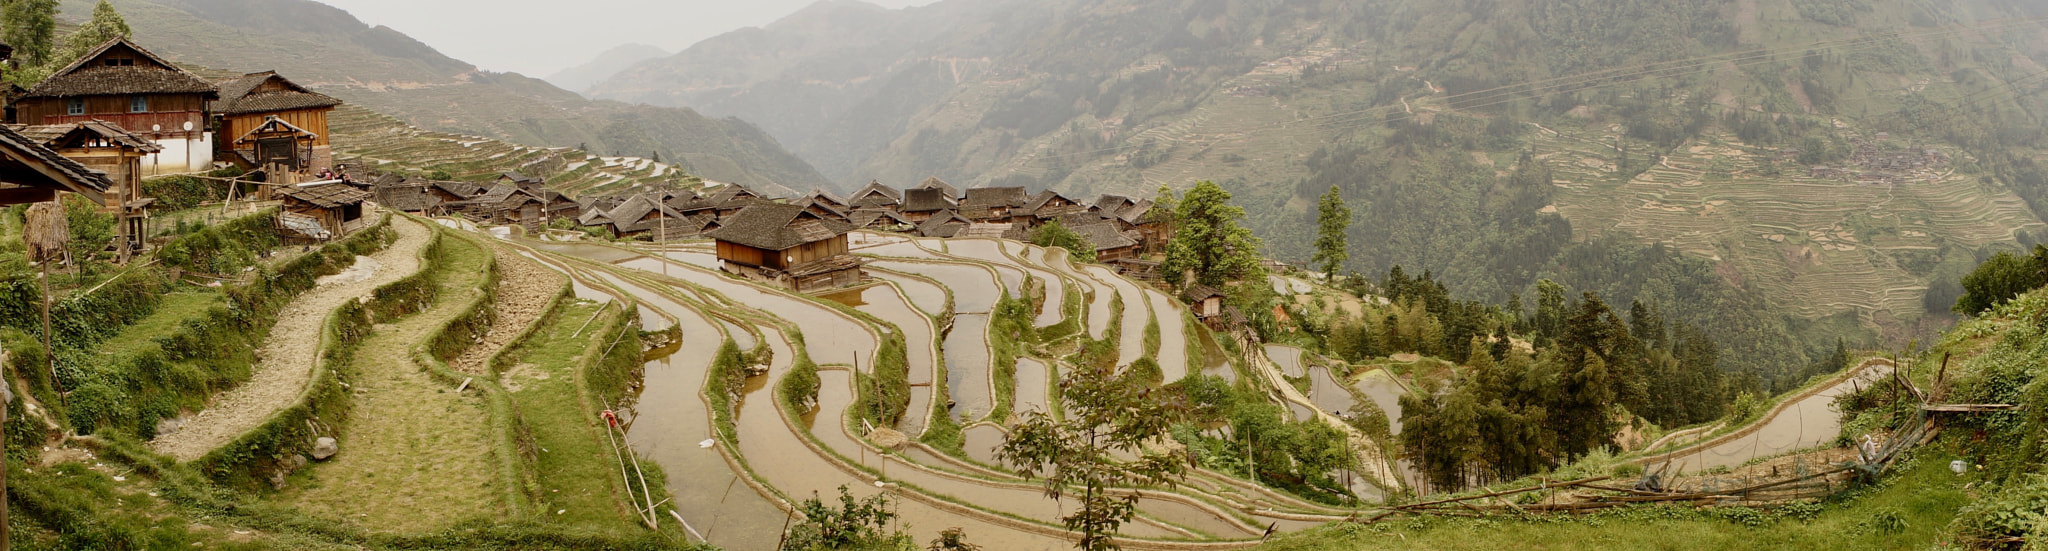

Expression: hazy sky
xmin=313 ymin=0 xmax=938 ymax=77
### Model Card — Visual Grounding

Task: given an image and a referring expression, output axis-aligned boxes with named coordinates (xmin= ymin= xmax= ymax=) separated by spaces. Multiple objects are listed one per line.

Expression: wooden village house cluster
xmin=0 ymin=35 xmax=368 ymax=254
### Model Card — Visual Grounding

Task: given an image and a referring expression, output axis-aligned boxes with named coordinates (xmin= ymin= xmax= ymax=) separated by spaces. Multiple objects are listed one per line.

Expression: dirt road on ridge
xmin=151 ymin=216 xmax=434 ymax=462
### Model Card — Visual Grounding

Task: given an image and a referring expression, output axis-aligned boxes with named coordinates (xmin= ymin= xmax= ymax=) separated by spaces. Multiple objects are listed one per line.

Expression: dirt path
xmin=151 ymin=216 xmax=433 ymax=462
xmin=451 ymin=243 xmax=566 ymax=374
xmin=284 ymin=232 xmax=502 ymax=532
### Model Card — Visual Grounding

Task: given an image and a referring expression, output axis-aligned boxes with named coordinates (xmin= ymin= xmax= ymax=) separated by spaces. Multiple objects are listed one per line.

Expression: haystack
xmin=22 ymin=202 xmax=68 ymax=263
xmin=867 ymin=427 xmax=909 ymax=450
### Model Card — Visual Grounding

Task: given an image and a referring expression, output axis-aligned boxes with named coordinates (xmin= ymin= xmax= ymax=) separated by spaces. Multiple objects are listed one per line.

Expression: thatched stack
xmin=22 ymin=202 xmax=68 ymax=263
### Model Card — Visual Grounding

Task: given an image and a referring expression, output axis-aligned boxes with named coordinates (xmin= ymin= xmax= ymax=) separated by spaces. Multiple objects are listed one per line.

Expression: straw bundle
xmin=22 ymin=202 xmax=68 ymax=263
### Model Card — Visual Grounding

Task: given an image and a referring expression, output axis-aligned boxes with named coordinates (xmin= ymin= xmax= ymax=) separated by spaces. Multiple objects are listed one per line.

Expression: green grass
xmin=96 ymin=290 xmax=221 ymax=360
xmin=282 ymin=230 xmax=505 ymax=533
xmin=1258 ymin=449 xmax=1973 ymax=551
xmin=501 ymin=299 xmax=651 ymax=535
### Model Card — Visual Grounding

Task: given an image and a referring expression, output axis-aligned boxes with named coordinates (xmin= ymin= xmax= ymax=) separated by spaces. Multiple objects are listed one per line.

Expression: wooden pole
xmin=1 ymin=342 xmax=9 ymax=551
xmin=39 ymin=263 xmax=64 ymax=411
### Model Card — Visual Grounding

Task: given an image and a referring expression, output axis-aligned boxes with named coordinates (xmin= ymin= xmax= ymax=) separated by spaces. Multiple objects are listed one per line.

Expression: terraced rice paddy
xmin=494 ymin=227 xmax=1895 ymax=546
xmin=1534 ymin=127 xmax=2046 ymax=323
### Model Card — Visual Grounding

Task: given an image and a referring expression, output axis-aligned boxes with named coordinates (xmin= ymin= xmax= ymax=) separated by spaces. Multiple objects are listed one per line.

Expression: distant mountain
xmin=78 ymin=0 xmax=830 ymax=192
xmin=545 ymin=43 xmax=668 ymax=94
xmin=589 ymin=0 xmax=2048 ymax=376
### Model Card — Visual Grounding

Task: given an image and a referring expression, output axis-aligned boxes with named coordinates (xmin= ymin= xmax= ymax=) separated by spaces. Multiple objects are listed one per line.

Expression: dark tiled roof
xmin=213 ymin=71 xmax=341 ymax=115
xmin=900 ymin=187 xmax=955 ymax=212
xmin=1072 ymin=222 xmax=1137 ymax=251
xmin=705 ymin=202 xmax=853 ymax=251
xmin=12 ymin=121 xmax=161 ymax=152
xmin=1183 ymin=283 xmax=1225 ymax=302
xmin=795 ymin=197 xmax=850 ymax=220
xmin=499 ymin=171 xmax=542 ymax=185
xmin=849 ymin=209 xmax=913 ymax=229
xmin=278 ymin=182 xmax=369 ymax=209
xmin=1028 ymin=190 xmax=1087 ymax=218
xmin=26 ymin=39 xmax=217 ymax=100
xmin=914 ymin=176 xmax=958 ymax=199
xmin=705 ymin=184 xmax=760 ymax=206
xmin=605 ymin=194 xmax=684 ymax=231
xmin=807 ymin=188 xmax=848 ymax=208
xmin=849 ymin=180 xmax=901 ymax=207
xmin=915 ymin=210 xmax=972 ymax=238
xmin=961 ymin=186 xmax=1028 ymax=209
xmin=26 ymin=66 xmax=219 ymax=98
xmin=430 ymin=180 xmax=483 ymax=198
xmin=373 ymin=183 xmax=437 ymax=212
xmin=0 ymin=124 xmax=114 ymax=194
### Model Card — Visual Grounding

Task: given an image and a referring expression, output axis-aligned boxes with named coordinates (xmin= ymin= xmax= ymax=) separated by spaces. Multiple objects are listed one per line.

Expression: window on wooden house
xmin=67 ymin=99 xmax=84 ymax=116
xmin=129 ymin=96 xmax=148 ymax=113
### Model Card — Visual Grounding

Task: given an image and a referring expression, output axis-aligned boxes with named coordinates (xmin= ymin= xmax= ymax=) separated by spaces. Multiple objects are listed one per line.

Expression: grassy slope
xmin=96 ymin=290 xmax=221 ymax=360
xmin=280 ymin=232 xmax=502 ymax=533
xmin=501 ymin=299 xmax=648 ymax=535
xmin=1260 ymin=451 xmax=1972 ymax=550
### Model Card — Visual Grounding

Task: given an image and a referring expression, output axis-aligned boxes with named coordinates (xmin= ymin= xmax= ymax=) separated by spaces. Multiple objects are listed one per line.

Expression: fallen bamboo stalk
xmin=1395 ymin=476 xmax=1611 ymax=510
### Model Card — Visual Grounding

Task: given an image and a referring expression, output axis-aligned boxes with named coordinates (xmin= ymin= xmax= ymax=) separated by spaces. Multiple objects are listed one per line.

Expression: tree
xmin=1 ymin=0 xmax=57 ymax=78
xmin=997 ymin=364 xmax=1186 ymax=550
xmin=1954 ymin=246 xmax=2048 ymax=315
xmin=1161 ymin=181 xmax=1263 ymax=288
xmin=1312 ymin=185 xmax=1351 ymax=281
xmin=1031 ymin=218 xmax=1096 ymax=263
xmin=781 ymin=486 xmax=909 ymax=550
xmin=56 ymin=1 xmax=127 ymax=64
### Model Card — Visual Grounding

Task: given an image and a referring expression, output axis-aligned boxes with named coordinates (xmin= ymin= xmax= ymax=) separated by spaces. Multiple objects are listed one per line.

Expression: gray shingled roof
xmin=13 ymin=121 xmax=162 ymax=152
xmin=213 ymin=71 xmax=342 ymax=115
xmin=914 ymin=176 xmax=958 ymax=199
xmin=1072 ymin=221 xmax=1137 ymax=251
xmin=25 ymin=38 xmax=218 ymax=99
xmin=900 ymin=187 xmax=955 ymax=212
xmin=961 ymin=186 xmax=1028 ymax=209
xmin=0 ymin=124 xmax=114 ymax=194
xmin=850 ymin=181 xmax=901 ymax=207
xmin=278 ymin=182 xmax=369 ymax=209
xmin=704 ymin=202 xmax=853 ymax=251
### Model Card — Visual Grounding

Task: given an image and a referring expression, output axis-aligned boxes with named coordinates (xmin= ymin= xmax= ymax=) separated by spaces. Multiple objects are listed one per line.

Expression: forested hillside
xmin=591 ymin=0 xmax=2048 ymax=389
xmin=77 ymin=0 xmax=831 ymax=190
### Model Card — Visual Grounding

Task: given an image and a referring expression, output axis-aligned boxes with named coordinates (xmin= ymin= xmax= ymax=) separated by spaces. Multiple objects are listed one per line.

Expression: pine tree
xmin=1161 ymin=180 xmax=1263 ymax=288
xmin=2 ymin=0 xmax=57 ymax=73
xmin=1312 ymin=185 xmax=1351 ymax=281
xmin=57 ymin=1 xmax=128 ymax=63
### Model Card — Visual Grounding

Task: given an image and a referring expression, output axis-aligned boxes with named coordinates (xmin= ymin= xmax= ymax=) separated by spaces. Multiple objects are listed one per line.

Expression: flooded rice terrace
xmin=517 ymin=232 xmax=1884 ymax=545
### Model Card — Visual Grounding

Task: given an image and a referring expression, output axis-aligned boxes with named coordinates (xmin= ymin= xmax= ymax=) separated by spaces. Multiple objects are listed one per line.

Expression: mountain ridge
xmin=80 ymin=0 xmax=831 ymax=192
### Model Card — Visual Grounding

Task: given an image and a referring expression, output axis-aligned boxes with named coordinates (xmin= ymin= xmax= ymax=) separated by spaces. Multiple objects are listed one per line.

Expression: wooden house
xmin=447 ymin=183 xmax=543 ymax=230
xmin=849 ymin=209 xmax=915 ymax=232
xmin=898 ymin=187 xmax=955 ymax=222
xmin=212 ymin=71 xmax=341 ymax=172
xmin=1072 ymin=221 xmax=1141 ymax=262
xmin=960 ymin=186 xmax=1029 ymax=223
xmin=496 ymin=171 xmax=543 ymax=189
xmin=275 ymin=182 xmax=369 ymax=241
xmin=804 ymin=188 xmax=849 ymax=212
xmin=793 ymin=195 xmax=851 ymax=223
xmin=706 ymin=202 xmax=864 ymax=292
xmin=606 ymin=194 xmax=704 ymax=240
xmin=705 ymin=184 xmax=766 ymax=220
xmin=538 ymin=190 xmax=580 ymax=221
xmin=915 ymin=210 xmax=973 ymax=238
xmin=372 ymin=181 xmax=437 ymax=213
xmin=1183 ymin=284 xmax=1227 ymax=326
xmin=14 ymin=121 xmax=162 ymax=255
xmin=13 ymin=38 xmax=218 ymax=174
xmin=426 ymin=180 xmax=484 ymax=206
xmin=1025 ymin=189 xmax=1087 ymax=224
xmin=848 ymin=180 xmax=901 ymax=210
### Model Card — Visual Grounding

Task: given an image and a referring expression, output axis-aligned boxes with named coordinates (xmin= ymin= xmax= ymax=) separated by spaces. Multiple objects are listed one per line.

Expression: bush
xmin=156 ymin=208 xmax=282 ymax=274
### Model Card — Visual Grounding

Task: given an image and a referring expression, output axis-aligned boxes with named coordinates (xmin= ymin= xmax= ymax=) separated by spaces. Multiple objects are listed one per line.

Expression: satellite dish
xmin=183 ymin=121 xmax=194 ymax=131
xmin=152 ymin=124 xmax=162 ymax=132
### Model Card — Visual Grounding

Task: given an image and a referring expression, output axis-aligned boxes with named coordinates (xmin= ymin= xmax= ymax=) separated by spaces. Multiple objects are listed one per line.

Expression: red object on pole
xmin=601 ymin=409 xmax=618 ymax=427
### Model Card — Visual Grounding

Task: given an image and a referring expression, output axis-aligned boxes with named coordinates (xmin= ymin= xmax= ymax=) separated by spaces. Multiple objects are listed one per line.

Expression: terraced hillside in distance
xmin=1532 ymin=122 xmax=2045 ymax=326
xmin=326 ymin=105 xmax=794 ymax=198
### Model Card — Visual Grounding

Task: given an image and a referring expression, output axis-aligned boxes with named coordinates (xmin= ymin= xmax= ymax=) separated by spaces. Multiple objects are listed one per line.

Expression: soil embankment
xmin=152 ymin=216 xmax=433 ymax=461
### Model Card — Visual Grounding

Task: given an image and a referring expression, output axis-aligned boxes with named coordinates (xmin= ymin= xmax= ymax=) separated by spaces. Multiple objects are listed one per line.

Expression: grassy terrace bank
xmin=1258 ymin=451 xmax=1970 ymax=550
